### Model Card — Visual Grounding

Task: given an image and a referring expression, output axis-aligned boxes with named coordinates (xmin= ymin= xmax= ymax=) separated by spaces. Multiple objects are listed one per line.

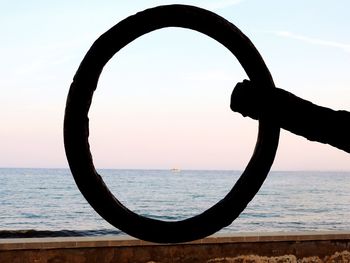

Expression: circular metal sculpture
xmin=64 ymin=4 xmax=280 ymax=243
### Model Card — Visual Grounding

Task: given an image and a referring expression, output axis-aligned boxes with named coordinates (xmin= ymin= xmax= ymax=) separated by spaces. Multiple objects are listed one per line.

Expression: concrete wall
xmin=1 ymin=231 xmax=350 ymax=263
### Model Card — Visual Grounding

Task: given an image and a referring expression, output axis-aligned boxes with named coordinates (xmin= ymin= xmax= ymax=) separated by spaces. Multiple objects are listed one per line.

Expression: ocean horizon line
xmin=1 ymin=167 xmax=350 ymax=173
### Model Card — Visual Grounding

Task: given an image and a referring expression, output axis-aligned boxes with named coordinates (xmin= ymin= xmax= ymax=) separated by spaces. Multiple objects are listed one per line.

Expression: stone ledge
xmin=1 ymin=231 xmax=350 ymax=251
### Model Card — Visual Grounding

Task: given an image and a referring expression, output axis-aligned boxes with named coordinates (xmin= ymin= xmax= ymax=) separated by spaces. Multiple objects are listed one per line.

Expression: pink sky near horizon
xmin=1 ymin=1 xmax=350 ymax=171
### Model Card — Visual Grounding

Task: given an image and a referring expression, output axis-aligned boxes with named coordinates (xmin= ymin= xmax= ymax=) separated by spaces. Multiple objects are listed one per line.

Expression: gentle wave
xmin=0 ymin=229 xmax=121 ymax=238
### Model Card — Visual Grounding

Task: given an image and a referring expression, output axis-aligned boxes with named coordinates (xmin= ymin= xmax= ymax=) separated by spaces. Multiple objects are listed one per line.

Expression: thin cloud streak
xmin=274 ymin=30 xmax=350 ymax=53
xmin=201 ymin=0 xmax=244 ymax=10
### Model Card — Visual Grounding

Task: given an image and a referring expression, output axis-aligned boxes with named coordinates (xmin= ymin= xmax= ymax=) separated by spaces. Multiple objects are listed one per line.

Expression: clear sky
xmin=1 ymin=0 xmax=350 ymax=170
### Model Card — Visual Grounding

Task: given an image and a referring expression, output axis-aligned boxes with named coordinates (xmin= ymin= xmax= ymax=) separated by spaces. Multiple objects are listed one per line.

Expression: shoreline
xmin=2 ymin=230 xmax=350 ymax=247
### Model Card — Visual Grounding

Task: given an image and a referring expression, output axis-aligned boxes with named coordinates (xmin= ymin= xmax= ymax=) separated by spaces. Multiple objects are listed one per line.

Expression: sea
xmin=0 ymin=168 xmax=349 ymax=238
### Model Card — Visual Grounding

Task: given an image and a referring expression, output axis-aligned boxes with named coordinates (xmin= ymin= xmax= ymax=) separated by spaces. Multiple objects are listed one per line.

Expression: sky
xmin=1 ymin=0 xmax=350 ymax=170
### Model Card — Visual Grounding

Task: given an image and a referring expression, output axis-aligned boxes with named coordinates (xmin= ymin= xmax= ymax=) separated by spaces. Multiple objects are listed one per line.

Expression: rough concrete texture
xmin=1 ymin=233 xmax=350 ymax=263
xmin=2 ymin=250 xmax=350 ymax=263
xmin=207 ymin=251 xmax=350 ymax=263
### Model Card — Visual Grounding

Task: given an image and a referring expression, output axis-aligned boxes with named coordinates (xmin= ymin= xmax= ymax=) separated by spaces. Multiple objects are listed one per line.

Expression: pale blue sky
xmin=1 ymin=1 xmax=350 ymax=170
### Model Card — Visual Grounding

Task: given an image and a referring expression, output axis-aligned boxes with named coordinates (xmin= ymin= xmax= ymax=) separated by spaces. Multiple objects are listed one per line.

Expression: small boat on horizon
xmin=170 ymin=168 xmax=181 ymax=172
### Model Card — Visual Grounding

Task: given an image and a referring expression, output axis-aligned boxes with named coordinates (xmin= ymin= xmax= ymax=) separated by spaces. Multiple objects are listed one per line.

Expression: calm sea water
xmin=0 ymin=168 xmax=349 ymax=237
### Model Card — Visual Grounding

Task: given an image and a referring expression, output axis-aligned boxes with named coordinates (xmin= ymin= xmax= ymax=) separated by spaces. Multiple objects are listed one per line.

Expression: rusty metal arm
xmin=231 ymin=80 xmax=350 ymax=153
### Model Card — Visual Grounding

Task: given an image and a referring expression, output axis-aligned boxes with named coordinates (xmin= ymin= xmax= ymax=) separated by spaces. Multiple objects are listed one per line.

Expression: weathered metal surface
xmin=231 ymin=80 xmax=350 ymax=153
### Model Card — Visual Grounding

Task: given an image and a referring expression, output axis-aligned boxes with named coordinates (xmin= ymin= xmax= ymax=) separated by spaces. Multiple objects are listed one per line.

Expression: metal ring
xmin=64 ymin=4 xmax=280 ymax=243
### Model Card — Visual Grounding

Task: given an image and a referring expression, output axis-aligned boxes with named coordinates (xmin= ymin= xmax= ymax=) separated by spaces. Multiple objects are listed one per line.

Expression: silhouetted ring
xmin=64 ymin=4 xmax=280 ymax=243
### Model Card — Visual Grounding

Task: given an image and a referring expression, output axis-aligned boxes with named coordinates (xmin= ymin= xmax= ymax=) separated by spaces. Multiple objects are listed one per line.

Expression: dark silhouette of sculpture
xmin=64 ymin=3 xmax=349 ymax=244
xmin=231 ymin=80 xmax=350 ymax=153
xmin=64 ymin=5 xmax=279 ymax=243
